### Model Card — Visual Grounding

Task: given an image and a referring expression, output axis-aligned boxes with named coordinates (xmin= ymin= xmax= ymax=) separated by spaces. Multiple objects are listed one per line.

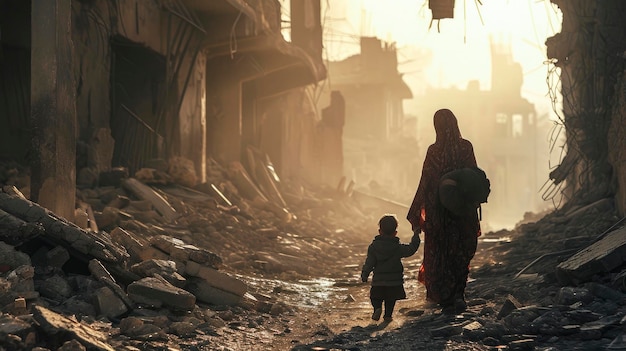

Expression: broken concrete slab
xmin=130 ymin=259 xmax=186 ymax=287
xmin=38 ymin=274 xmax=73 ymax=302
xmin=46 ymin=246 xmax=70 ymax=268
xmin=184 ymin=260 xmax=247 ymax=296
xmin=556 ymin=226 xmax=626 ymax=284
xmin=0 ymin=208 xmax=45 ymax=245
xmin=109 ymin=227 xmax=170 ymax=264
xmin=0 ymin=313 xmax=33 ymax=340
xmin=88 ymin=259 xmax=134 ymax=309
xmin=150 ymin=235 xmax=222 ymax=269
xmin=122 ymin=178 xmax=179 ymax=221
xmin=93 ymin=286 xmax=128 ymax=319
xmin=32 ymin=305 xmax=115 ymax=351
xmin=184 ymin=277 xmax=243 ymax=306
xmin=127 ymin=276 xmax=196 ymax=311
xmin=0 ymin=192 xmax=129 ymax=264
xmin=6 ymin=265 xmax=36 ymax=297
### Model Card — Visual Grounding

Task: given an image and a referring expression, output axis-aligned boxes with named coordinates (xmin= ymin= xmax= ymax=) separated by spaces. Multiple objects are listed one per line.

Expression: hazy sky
xmin=318 ymin=0 xmax=562 ymax=117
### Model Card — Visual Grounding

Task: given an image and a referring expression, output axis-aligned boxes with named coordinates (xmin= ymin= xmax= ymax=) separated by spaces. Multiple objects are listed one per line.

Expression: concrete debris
xmin=556 ymin=225 xmax=626 ymax=284
xmin=4 ymin=154 xmax=626 ymax=350
xmin=122 ymin=178 xmax=179 ymax=221
xmin=127 ymin=276 xmax=196 ymax=311
xmin=2 ymin=156 xmax=352 ymax=349
xmin=497 ymin=294 xmax=523 ymax=319
xmin=32 ymin=305 xmax=115 ymax=351
xmin=0 ymin=192 xmax=128 ymax=263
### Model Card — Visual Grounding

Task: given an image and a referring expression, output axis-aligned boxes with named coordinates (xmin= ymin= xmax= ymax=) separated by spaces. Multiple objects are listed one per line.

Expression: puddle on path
xmin=238 ymin=275 xmax=350 ymax=308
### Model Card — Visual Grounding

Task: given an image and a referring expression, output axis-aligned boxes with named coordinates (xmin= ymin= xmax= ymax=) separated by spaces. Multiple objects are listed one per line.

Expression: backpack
xmin=438 ymin=167 xmax=491 ymax=218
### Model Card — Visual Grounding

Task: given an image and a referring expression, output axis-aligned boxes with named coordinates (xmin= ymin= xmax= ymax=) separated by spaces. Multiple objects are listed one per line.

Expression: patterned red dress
xmin=407 ymin=109 xmax=481 ymax=306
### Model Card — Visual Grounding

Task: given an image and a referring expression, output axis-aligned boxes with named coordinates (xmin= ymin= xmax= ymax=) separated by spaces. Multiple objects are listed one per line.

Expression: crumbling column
xmin=30 ymin=0 xmax=76 ymax=220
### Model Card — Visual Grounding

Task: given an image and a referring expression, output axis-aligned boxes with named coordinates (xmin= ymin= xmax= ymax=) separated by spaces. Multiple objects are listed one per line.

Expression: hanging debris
xmin=429 ymin=0 xmax=455 ymax=20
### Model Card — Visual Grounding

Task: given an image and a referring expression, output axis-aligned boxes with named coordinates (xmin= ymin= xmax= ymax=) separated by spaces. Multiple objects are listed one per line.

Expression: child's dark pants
xmin=371 ymin=298 xmax=397 ymax=318
xmin=370 ymin=285 xmax=406 ymax=318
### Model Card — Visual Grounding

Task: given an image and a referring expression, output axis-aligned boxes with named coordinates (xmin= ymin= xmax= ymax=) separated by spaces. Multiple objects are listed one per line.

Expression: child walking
xmin=361 ymin=214 xmax=421 ymax=322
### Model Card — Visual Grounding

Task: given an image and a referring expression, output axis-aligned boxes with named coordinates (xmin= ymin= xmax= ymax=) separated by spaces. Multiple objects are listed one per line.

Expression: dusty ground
xmin=206 ymin=201 xmax=624 ymax=351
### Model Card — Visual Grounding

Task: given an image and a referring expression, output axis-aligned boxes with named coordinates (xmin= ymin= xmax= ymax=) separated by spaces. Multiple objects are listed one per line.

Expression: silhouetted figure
xmin=406 ymin=108 xmax=482 ymax=313
xmin=361 ymin=214 xmax=420 ymax=322
xmin=319 ymin=91 xmax=345 ymax=185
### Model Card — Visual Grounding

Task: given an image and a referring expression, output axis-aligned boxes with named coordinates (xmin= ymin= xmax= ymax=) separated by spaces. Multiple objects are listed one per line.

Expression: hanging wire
xmin=230 ymin=11 xmax=243 ymax=58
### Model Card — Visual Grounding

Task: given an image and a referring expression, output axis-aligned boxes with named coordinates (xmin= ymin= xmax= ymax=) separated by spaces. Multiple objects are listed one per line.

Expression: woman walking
xmin=407 ymin=108 xmax=482 ymax=313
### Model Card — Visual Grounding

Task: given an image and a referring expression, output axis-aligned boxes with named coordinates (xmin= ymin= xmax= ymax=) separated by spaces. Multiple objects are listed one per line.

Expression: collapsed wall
xmin=546 ymin=0 xmax=626 ymax=215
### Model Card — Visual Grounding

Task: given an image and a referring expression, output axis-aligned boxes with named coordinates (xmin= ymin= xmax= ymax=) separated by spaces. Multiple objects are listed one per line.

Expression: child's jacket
xmin=361 ymin=233 xmax=420 ymax=286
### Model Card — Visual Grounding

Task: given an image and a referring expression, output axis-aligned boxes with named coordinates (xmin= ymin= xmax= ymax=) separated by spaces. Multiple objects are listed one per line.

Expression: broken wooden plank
xmin=228 ymin=162 xmax=268 ymax=202
xmin=210 ymin=183 xmax=233 ymax=207
xmin=121 ymin=177 xmax=179 ymax=222
xmin=254 ymin=155 xmax=287 ymax=208
xmin=247 ymin=146 xmax=287 ymax=207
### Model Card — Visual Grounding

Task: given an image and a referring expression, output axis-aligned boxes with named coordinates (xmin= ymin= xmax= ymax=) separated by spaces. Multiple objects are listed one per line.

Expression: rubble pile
xmin=0 ymin=157 xmax=376 ymax=351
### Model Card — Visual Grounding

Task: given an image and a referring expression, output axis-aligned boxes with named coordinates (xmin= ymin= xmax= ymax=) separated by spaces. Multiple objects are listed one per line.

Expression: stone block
xmin=94 ymin=207 xmax=121 ymax=229
xmin=6 ymin=265 xmax=35 ymax=294
xmin=556 ymin=286 xmax=593 ymax=305
xmin=93 ymin=286 xmax=128 ymax=319
xmin=0 ymin=242 xmax=31 ymax=269
xmin=127 ymin=276 xmax=195 ymax=311
xmin=498 ymin=294 xmax=523 ymax=319
xmin=130 ymin=259 xmax=186 ymax=287
xmin=185 ymin=277 xmax=242 ymax=306
xmin=150 ymin=235 xmax=221 ymax=269
xmin=38 ymin=274 xmax=73 ymax=301
xmin=556 ymin=226 xmax=626 ymax=284
xmin=0 ymin=314 xmax=33 ymax=339
xmin=46 ymin=246 xmax=70 ymax=268
xmin=185 ymin=261 xmax=246 ymax=296
xmin=110 ymin=227 xmax=168 ymax=264
xmin=88 ymin=259 xmax=134 ymax=309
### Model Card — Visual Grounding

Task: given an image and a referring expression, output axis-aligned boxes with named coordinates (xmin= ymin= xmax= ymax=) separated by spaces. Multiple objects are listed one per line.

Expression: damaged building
xmin=0 ymin=0 xmax=327 ymax=221
xmin=319 ymin=36 xmax=418 ymax=201
xmin=545 ymin=0 xmax=626 ymax=217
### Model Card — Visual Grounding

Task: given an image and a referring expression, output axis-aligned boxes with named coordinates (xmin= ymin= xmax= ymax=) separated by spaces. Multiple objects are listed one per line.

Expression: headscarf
xmin=433 ymin=109 xmax=464 ymax=171
xmin=434 ymin=108 xmax=461 ymax=144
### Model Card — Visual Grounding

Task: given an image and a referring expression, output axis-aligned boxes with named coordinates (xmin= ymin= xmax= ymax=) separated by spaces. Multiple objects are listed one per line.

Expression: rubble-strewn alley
xmin=1 ymin=159 xmax=626 ymax=351
xmin=2 ymin=0 xmax=626 ymax=350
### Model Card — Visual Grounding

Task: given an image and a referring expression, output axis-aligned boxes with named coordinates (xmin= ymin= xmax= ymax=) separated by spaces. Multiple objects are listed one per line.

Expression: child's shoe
xmin=383 ymin=316 xmax=393 ymax=322
xmin=371 ymin=308 xmax=382 ymax=321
